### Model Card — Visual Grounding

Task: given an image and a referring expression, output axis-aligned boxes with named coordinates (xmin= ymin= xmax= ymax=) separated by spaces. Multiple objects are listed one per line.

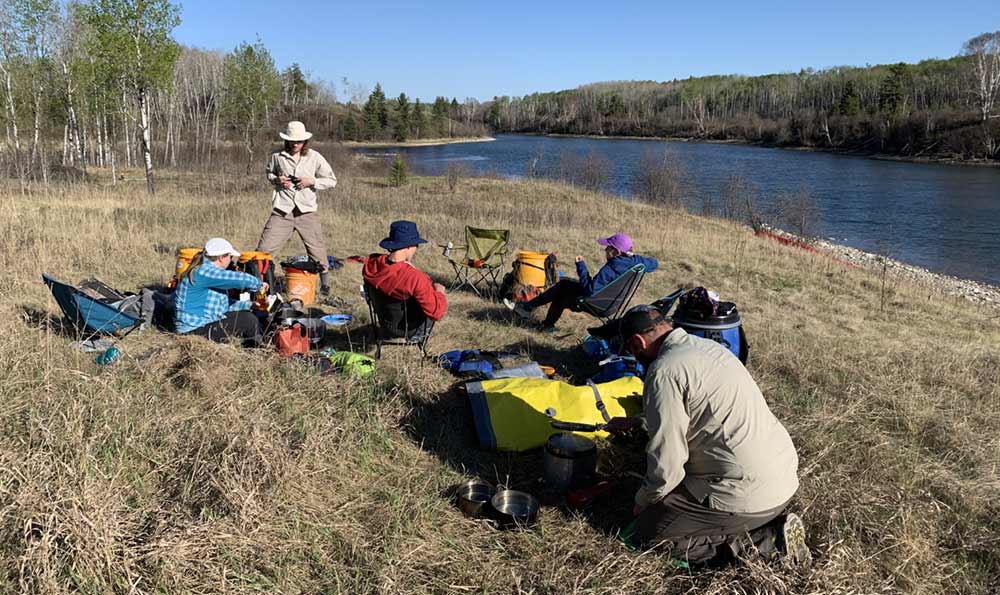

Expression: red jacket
xmin=362 ymin=254 xmax=448 ymax=321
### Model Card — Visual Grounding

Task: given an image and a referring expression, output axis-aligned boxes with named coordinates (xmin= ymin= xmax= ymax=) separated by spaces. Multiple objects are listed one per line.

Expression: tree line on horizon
xmin=0 ymin=0 xmax=484 ymax=193
xmin=483 ymin=33 xmax=1000 ymax=161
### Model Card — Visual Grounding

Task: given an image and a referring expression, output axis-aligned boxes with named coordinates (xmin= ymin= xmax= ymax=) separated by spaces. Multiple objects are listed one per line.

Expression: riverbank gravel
xmin=762 ymin=226 xmax=1000 ymax=310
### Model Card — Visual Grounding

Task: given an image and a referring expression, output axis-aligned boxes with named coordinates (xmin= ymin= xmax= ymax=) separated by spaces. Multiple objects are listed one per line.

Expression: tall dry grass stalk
xmin=0 ymin=168 xmax=998 ymax=593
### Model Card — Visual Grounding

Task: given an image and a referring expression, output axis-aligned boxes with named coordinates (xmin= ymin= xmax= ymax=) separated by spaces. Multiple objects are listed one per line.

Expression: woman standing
xmin=257 ymin=121 xmax=338 ymax=295
xmin=174 ymin=237 xmax=266 ymax=346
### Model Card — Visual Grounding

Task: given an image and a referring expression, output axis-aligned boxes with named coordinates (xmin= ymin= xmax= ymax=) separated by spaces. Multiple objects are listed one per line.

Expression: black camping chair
xmin=574 ymin=264 xmax=646 ymax=324
xmin=362 ymin=282 xmax=435 ymax=359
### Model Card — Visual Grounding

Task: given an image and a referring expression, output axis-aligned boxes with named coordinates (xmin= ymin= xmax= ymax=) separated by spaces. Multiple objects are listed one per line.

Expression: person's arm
xmin=198 ymin=265 xmax=263 ymax=292
xmin=587 ymin=261 xmax=621 ymax=295
xmin=634 ymin=368 xmax=690 ymax=509
xmin=576 ymin=259 xmax=593 ymax=294
xmin=303 ymin=153 xmax=337 ymax=191
xmin=266 ymin=153 xmax=283 ymax=188
xmin=640 ymin=255 xmax=659 ymax=273
xmin=227 ymin=299 xmax=252 ymax=312
xmin=410 ymin=268 xmax=448 ymax=321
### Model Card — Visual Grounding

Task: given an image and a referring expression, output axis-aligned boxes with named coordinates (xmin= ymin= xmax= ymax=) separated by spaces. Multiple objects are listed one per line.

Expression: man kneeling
xmin=618 ymin=307 xmax=810 ymax=566
xmin=363 ymin=220 xmax=447 ymax=338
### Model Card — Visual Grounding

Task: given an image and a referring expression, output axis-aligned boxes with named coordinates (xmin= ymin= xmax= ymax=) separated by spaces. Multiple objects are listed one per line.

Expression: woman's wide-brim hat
xmin=379 ymin=220 xmax=428 ymax=251
xmin=279 ymin=121 xmax=313 ymax=142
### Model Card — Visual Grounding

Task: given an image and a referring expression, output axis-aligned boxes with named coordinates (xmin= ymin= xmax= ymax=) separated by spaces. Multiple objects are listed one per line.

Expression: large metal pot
xmin=543 ymin=432 xmax=597 ymax=493
xmin=490 ymin=489 xmax=540 ymax=528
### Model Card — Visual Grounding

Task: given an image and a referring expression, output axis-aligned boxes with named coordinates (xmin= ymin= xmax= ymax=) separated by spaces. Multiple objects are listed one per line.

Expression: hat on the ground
xmin=379 ymin=220 xmax=428 ymax=251
xmin=597 ymin=233 xmax=633 ymax=252
xmin=204 ymin=237 xmax=241 ymax=258
xmin=279 ymin=121 xmax=313 ymax=142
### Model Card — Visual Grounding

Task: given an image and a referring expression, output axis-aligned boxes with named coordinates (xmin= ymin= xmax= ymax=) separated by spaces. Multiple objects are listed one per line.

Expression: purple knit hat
xmin=597 ymin=233 xmax=633 ymax=252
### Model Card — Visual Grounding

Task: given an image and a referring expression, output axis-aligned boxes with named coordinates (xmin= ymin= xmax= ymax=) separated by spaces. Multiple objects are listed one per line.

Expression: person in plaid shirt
xmin=175 ymin=238 xmax=266 ymax=345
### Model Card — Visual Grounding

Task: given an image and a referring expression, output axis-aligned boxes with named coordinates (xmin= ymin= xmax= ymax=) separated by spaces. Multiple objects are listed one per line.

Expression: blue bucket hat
xmin=379 ymin=220 xmax=428 ymax=251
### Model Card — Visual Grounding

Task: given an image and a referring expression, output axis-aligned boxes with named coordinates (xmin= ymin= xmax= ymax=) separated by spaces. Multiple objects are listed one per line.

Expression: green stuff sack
xmin=465 ymin=376 xmax=643 ymax=451
xmin=324 ymin=351 xmax=376 ymax=378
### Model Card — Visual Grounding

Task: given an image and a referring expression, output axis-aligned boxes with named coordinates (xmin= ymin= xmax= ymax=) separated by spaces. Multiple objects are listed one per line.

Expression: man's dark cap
xmin=588 ymin=305 xmax=667 ymax=341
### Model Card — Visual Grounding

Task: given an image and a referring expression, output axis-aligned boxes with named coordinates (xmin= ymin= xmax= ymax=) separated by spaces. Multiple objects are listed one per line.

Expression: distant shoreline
xmin=341 ymin=136 xmax=495 ymax=149
xmin=513 ymin=132 xmax=1000 ymax=168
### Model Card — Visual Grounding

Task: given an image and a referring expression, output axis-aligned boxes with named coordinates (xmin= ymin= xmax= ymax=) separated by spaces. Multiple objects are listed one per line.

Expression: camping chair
xmin=574 ymin=264 xmax=646 ymax=324
xmin=362 ymin=282 xmax=435 ymax=360
xmin=42 ymin=274 xmax=145 ymax=342
xmin=444 ymin=226 xmax=511 ymax=298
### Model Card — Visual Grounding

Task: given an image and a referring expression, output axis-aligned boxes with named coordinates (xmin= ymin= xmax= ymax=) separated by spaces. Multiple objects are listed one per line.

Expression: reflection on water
xmin=358 ymin=134 xmax=1000 ymax=286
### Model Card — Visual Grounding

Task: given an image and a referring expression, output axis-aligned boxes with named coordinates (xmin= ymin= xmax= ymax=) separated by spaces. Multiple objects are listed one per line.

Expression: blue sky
xmin=174 ymin=0 xmax=1000 ymax=102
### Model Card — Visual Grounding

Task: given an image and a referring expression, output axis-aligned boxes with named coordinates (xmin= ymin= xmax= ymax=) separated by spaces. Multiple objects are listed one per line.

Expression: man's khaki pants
xmin=634 ymin=487 xmax=791 ymax=565
xmin=256 ymin=208 xmax=328 ymax=267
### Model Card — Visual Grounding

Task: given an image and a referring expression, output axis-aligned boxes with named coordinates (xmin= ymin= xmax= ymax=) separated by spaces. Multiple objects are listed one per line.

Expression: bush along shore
xmin=1 ymin=168 xmax=999 ymax=593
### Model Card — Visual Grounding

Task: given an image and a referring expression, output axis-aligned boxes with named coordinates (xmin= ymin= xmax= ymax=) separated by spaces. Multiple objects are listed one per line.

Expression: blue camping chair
xmin=42 ymin=274 xmax=144 ymax=340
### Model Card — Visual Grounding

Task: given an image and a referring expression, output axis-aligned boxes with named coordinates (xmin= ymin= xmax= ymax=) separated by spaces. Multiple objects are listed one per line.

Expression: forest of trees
xmin=483 ymin=33 xmax=1000 ymax=161
xmin=0 ymin=0 xmax=484 ymax=192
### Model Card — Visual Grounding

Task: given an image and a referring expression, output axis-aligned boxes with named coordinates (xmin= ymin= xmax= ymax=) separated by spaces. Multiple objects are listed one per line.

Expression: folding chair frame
xmin=445 ymin=227 xmax=511 ymax=299
xmin=363 ymin=282 xmax=435 ymax=360
xmin=42 ymin=274 xmax=145 ymax=345
xmin=575 ymin=264 xmax=646 ymax=325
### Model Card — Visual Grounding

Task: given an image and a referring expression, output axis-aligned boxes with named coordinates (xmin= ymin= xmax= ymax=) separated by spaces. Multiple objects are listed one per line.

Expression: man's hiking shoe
xmin=780 ymin=513 xmax=811 ymax=565
xmin=320 ymin=285 xmax=331 ymax=297
xmin=503 ymin=298 xmax=533 ymax=321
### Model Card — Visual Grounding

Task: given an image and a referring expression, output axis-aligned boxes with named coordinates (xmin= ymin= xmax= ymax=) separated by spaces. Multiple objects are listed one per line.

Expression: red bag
xmin=276 ymin=323 xmax=310 ymax=356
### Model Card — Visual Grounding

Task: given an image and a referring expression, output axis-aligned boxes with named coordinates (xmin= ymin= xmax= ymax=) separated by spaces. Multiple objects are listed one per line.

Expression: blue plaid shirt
xmin=174 ymin=263 xmax=263 ymax=333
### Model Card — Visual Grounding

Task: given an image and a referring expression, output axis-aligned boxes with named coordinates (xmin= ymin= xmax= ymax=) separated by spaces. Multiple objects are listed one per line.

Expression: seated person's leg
xmin=525 ymin=279 xmax=582 ymax=310
xmin=192 ymin=311 xmax=263 ymax=346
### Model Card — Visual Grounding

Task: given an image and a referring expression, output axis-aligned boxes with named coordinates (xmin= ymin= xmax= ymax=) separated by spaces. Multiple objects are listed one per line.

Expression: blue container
xmin=672 ymin=305 xmax=748 ymax=364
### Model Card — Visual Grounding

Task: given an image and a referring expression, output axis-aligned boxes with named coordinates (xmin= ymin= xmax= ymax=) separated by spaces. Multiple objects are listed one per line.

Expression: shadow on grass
xmin=400 ymin=377 xmax=647 ymax=537
xmin=19 ymin=304 xmax=79 ymax=338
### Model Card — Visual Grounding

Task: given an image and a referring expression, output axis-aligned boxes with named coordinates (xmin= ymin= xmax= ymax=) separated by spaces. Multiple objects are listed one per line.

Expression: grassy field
xmin=1 ymin=167 xmax=998 ymax=594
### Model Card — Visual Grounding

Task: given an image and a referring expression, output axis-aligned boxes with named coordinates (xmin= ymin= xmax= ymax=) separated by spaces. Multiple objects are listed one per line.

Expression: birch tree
xmin=962 ymin=31 xmax=1000 ymax=121
xmin=80 ymin=0 xmax=180 ymax=194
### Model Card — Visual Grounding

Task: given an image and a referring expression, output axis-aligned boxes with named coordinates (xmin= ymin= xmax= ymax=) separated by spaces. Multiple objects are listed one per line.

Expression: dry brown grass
xmin=1 ymin=167 xmax=998 ymax=594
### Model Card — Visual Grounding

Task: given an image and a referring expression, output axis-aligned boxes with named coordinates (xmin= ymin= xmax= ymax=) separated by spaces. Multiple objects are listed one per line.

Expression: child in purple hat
xmin=504 ymin=233 xmax=659 ymax=331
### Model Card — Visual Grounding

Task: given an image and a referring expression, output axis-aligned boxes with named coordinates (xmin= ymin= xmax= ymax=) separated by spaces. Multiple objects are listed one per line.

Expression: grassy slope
xmin=0 ymin=171 xmax=998 ymax=594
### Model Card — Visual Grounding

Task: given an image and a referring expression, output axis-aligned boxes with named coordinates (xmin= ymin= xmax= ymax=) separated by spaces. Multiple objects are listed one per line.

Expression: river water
xmin=359 ymin=134 xmax=1000 ymax=286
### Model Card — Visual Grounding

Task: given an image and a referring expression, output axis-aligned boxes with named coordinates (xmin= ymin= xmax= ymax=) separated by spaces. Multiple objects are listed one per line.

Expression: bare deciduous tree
xmin=962 ymin=31 xmax=1000 ymax=122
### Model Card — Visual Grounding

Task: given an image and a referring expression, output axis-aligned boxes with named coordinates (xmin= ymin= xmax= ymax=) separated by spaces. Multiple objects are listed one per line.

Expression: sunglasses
xmin=288 ymin=140 xmax=305 ymax=144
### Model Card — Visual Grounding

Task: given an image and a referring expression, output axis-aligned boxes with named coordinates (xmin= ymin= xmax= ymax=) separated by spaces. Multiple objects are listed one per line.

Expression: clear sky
xmin=173 ymin=0 xmax=1000 ymax=102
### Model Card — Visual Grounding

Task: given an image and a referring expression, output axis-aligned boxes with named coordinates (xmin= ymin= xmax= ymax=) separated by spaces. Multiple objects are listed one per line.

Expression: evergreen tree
xmin=431 ymin=96 xmax=448 ymax=136
xmin=413 ymin=98 xmax=430 ymax=138
xmin=388 ymin=154 xmax=408 ymax=187
xmin=281 ymin=63 xmax=311 ymax=107
xmin=394 ymin=92 xmax=410 ymax=141
xmin=837 ymin=80 xmax=860 ymax=116
xmin=879 ymin=63 xmax=910 ymax=116
xmin=342 ymin=115 xmax=359 ymax=141
xmin=362 ymin=82 xmax=387 ymax=140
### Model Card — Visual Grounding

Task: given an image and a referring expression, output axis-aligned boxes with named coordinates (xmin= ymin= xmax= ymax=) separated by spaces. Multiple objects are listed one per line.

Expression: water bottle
xmin=95 ymin=346 xmax=121 ymax=366
xmin=443 ymin=241 xmax=453 ymax=257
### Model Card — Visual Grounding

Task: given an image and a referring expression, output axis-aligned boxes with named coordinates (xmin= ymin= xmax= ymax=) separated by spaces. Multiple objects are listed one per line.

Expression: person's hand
xmin=633 ymin=502 xmax=646 ymax=517
xmin=278 ymin=175 xmax=293 ymax=190
xmin=259 ymin=282 xmax=269 ymax=294
xmin=295 ymin=176 xmax=315 ymax=189
xmin=575 ymin=255 xmax=584 ymax=263
xmin=604 ymin=416 xmax=641 ymax=435
xmin=433 ymin=282 xmax=446 ymax=294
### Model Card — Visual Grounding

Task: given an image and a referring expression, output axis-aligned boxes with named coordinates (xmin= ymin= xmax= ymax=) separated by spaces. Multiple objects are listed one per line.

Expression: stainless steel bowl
xmin=456 ymin=479 xmax=494 ymax=518
xmin=490 ymin=489 xmax=540 ymax=528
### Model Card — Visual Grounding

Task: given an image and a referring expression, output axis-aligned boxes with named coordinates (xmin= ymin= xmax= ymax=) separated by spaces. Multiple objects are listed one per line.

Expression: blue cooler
xmin=671 ymin=302 xmax=749 ymax=365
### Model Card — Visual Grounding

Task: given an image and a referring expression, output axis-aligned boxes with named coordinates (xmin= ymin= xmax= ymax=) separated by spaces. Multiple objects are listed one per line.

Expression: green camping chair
xmin=443 ymin=226 xmax=511 ymax=298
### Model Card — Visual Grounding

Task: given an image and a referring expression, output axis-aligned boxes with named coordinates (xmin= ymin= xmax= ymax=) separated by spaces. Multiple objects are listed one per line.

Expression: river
xmin=358 ymin=134 xmax=1000 ymax=287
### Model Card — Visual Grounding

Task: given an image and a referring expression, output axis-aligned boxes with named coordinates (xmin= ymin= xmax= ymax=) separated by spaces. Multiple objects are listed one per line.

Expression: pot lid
xmin=546 ymin=432 xmax=597 ymax=457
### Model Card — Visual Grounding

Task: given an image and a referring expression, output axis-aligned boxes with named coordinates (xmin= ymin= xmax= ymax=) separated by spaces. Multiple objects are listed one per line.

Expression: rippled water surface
xmin=360 ymin=134 xmax=1000 ymax=286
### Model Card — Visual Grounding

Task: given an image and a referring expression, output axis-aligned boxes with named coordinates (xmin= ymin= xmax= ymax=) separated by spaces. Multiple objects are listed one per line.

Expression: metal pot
xmin=543 ymin=432 xmax=597 ymax=493
xmin=456 ymin=479 xmax=494 ymax=518
xmin=490 ymin=489 xmax=540 ymax=528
